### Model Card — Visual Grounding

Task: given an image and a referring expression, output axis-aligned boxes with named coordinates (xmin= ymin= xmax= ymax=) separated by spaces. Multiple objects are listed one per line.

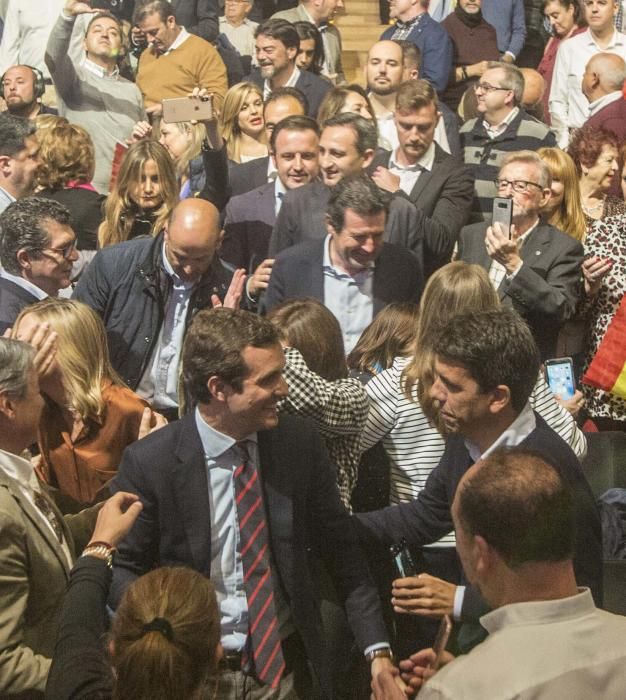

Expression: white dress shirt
xmin=588 ymin=89 xmax=623 ymax=118
xmin=389 ymin=141 xmax=436 ymax=196
xmin=263 ymin=66 xmax=300 ymax=100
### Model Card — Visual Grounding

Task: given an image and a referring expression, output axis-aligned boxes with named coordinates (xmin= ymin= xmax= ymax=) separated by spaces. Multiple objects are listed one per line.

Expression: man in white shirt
xmin=549 ymin=0 xmax=626 ymax=148
xmin=0 ymin=112 xmax=39 ymax=213
xmin=219 ymin=0 xmax=258 ymax=59
xmin=373 ymin=448 xmax=626 ymax=700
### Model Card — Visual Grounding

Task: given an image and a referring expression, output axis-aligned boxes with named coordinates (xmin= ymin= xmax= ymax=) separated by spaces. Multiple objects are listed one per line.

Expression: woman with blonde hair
xmin=13 ymin=298 xmax=157 ymax=506
xmin=220 ymin=81 xmax=267 ymax=163
xmin=538 ymin=147 xmax=587 ymax=241
xmin=98 ymin=140 xmax=178 ymax=248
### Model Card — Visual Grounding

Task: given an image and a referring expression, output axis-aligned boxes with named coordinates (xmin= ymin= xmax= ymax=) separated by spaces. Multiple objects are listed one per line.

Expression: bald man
xmin=74 ymin=198 xmax=241 ymax=420
xmin=520 ymin=68 xmax=546 ymax=121
xmin=582 ymin=52 xmax=626 ymax=142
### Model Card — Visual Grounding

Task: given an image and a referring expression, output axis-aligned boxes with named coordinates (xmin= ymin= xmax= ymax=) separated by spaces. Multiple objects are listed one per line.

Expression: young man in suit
xmin=264 ymin=174 xmax=423 ymax=353
xmin=110 ymin=308 xmax=397 ymax=698
xmin=458 ymin=150 xmax=583 ymax=360
xmin=371 ymin=79 xmax=474 ymax=277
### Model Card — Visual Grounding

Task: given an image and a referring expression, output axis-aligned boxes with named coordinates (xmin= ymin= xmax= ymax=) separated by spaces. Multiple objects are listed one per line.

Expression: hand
xmin=128 ymin=120 xmax=152 ymax=144
xmin=399 ymin=648 xmax=455 ymax=692
xmin=468 ymin=60 xmax=490 ymax=78
xmin=88 ymin=491 xmax=143 ymax=548
xmin=485 ymin=222 xmax=522 ymax=274
xmin=501 ymin=53 xmax=515 ymax=64
xmin=9 ymin=321 xmax=58 ymax=379
xmin=371 ymin=664 xmax=411 ymax=699
xmin=371 ymin=167 xmax=401 ymax=194
xmin=64 ymin=0 xmax=101 ymax=16
xmin=146 ymin=103 xmax=163 ymax=117
xmin=137 ymin=407 xmax=168 ymax=440
xmin=582 ymin=255 xmax=612 ymax=297
xmin=391 ymin=574 xmax=456 ymax=618
xmin=555 ymin=389 xmax=585 ymax=418
xmin=212 ymin=268 xmax=246 ymax=309
xmin=247 ymin=258 xmax=275 ymax=298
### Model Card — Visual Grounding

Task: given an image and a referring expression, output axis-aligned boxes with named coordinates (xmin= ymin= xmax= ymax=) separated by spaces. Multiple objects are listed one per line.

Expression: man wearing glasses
xmin=457 ymin=151 xmax=583 ymax=360
xmin=459 ymin=61 xmax=555 ymax=222
xmin=0 ymin=197 xmax=78 ymax=333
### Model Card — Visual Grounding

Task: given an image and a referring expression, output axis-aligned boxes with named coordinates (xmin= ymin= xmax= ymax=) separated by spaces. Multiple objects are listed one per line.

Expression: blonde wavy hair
xmin=36 ymin=120 xmax=95 ymax=189
xmin=219 ymin=82 xmax=266 ymax=162
xmin=537 ymin=147 xmax=587 ymax=242
xmin=14 ymin=298 xmax=124 ymax=423
xmin=402 ymin=262 xmax=499 ymax=428
xmin=98 ymin=140 xmax=178 ymax=248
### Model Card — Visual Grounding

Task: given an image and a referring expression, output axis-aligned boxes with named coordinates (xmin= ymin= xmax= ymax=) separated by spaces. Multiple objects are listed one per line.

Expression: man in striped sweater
xmin=459 ymin=61 xmax=555 ymax=222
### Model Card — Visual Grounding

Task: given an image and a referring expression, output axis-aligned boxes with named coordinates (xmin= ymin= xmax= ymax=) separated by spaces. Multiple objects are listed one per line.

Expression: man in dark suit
xmin=0 ymin=197 xmax=78 ymax=333
xmin=371 ymin=79 xmax=474 ymax=277
xmin=355 ymin=308 xmax=602 ymax=625
xmin=246 ymin=18 xmax=331 ymax=118
xmin=265 ymin=175 xmax=423 ymax=353
xmin=458 ymin=151 xmax=583 ymax=360
xmin=269 ymin=113 xmax=426 ymax=269
xmin=171 ymin=0 xmax=219 ymax=41
xmin=228 ymin=86 xmax=308 ymax=197
xmin=110 ymin=308 xmax=395 ymax=697
xmin=222 ymin=115 xmax=320 ymax=301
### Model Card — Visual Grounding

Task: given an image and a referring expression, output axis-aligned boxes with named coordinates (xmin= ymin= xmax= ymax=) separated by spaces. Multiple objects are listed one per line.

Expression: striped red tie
xmin=234 ymin=442 xmax=286 ymax=689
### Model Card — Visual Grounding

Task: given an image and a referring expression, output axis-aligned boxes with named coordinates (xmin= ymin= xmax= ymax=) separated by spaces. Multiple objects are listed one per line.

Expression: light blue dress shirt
xmin=322 ymin=235 xmax=374 ymax=355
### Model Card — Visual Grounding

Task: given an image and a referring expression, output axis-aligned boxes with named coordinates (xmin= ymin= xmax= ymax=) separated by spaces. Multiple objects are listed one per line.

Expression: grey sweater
xmin=45 ymin=14 xmax=145 ymax=194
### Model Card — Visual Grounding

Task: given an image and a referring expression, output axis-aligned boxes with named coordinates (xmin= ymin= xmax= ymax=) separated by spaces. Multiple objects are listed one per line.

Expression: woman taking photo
xmin=219 ymin=82 xmax=268 ymax=164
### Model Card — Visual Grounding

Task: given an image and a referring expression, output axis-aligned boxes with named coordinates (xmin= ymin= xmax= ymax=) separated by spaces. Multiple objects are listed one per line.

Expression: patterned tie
xmin=33 ymin=490 xmax=64 ymax=544
xmin=234 ymin=442 xmax=285 ymax=688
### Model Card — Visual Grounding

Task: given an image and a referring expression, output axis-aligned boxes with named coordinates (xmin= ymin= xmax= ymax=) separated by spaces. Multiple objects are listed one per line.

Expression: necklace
xmin=582 ymin=197 xmax=605 ymax=216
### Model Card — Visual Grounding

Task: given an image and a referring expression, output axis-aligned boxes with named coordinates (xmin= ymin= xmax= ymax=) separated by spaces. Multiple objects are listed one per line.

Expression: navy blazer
xmin=264 ymin=236 xmax=424 ymax=314
xmin=110 ymin=413 xmax=388 ymax=695
xmin=0 ymin=277 xmax=40 ymax=335
xmin=355 ymin=414 xmax=603 ymax=617
xmin=245 ymin=68 xmax=331 ymax=118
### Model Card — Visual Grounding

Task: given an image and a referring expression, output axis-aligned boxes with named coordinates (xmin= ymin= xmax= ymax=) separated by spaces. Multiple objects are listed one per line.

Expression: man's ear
xmin=361 ymin=148 xmax=375 ymax=170
xmin=324 ymin=214 xmax=337 ymax=238
xmin=206 ymin=375 xmax=229 ymax=402
xmin=488 ymin=384 xmax=511 ymax=415
xmin=0 ymin=154 xmax=12 ymax=177
xmin=286 ymin=46 xmax=298 ymax=62
xmin=16 ymin=248 xmax=32 ymax=273
xmin=472 ymin=534 xmax=493 ymax=578
xmin=0 ymin=392 xmax=16 ymax=420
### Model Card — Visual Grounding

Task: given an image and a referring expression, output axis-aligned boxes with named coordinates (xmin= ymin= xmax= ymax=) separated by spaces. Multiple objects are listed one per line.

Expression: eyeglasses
xmin=42 ymin=241 xmax=77 ymax=260
xmin=474 ymin=82 xmax=510 ymax=94
xmin=494 ymin=179 xmax=543 ymax=194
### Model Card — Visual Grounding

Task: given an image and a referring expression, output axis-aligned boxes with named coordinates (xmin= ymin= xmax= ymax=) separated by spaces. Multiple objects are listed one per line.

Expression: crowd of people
xmin=0 ymin=0 xmax=625 ymax=698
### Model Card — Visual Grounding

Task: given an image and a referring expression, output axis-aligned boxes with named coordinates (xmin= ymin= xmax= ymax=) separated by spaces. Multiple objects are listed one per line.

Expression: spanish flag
xmin=583 ymin=293 xmax=626 ymax=399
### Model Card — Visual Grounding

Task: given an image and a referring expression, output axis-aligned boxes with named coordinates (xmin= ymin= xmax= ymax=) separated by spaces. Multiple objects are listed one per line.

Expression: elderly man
xmin=0 ymin=198 xmax=78 ymax=333
xmin=73 ymin=198 xmax=238 ymax=421
xmin=458 ymin=151 xmax=583 ymax=360
xmin=459 ymin=61 xmax=555 ymax=221
xmin=0 ymin=113 xmax=39 ymax=213
xmin=1 ymin=65 xmax=57 ymax=119
xmin=582 ymin=51 xmax=626 ymax=141
xmin=373 ymin=449 xmax=625 ymax=700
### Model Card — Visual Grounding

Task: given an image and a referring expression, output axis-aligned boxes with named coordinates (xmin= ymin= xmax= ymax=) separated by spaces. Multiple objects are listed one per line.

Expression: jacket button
xmin=144 ymin=336 xmax=150 ymax=342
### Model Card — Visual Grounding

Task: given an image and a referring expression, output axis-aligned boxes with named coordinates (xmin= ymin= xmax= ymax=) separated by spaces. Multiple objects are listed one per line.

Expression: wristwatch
xmin=366 ymin=648 xmax=395 ymax=664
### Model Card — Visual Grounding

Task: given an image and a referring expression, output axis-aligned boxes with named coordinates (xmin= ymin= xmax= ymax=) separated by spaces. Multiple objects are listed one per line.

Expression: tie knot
xmin=236 ymin=440 xmax=250 ymax=463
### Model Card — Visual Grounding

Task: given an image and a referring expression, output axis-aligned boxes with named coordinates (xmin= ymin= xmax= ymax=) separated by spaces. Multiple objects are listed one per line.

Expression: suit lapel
xmin=496 ymin=224 xmax=550 ymax=298
xmin=173 ymin=415 xmax=212 ymax=576
xmin=408 ymin=143 xmax=447 ymax=202
xmin=259 ymin=181 xmax=277 ymax=226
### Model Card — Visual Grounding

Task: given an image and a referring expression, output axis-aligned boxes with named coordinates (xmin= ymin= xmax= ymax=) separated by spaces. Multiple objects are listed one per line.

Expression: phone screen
xmin=546 ymin=359 xmax=576 ymax=400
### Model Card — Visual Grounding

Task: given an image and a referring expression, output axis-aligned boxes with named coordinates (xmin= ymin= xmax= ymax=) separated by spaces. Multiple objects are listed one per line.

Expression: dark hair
xmin=0 ymin=197 xmax=71 ymax=274
xmin=255 ymin=18 xmax=300 ymax=51
xmin=542 ymin=0 xmax=586 ymax=27
xmin=326 ymin=174 xmax=391 ymax=233
xmin=269 ymin=114 xmax=319 ymax=152
xmin=264 ymin=86 xmax=309 ymax=115
xmin=321 ymin=112 xmax=378 ymax=156
xmin=293 ymin=21 xmax=325 ymax=75
xmin=86 ymin=10 xmax=124 ymax=37
xmin=457 ymin=448 xmax=575 ymax=567
xmin=316 ymin=84 xmax=376 ymax=125
xmin=133 ymin=0 xmax=176 ymax=24
xmin=0 ymin=112 xmax=36 ymax=157
xmin=567 ymin=123 xmax=619 ymax=175
xmin=395 ymin=79 xmax=438 ymax=112
xmin=182 ymin=308 xmax=280 ymax=404
xmin=395 ymin=39 xmax=421 ymax=72
xmin=347 ymin=302 xmax=420 ymax=374
xmin=268 ymin=298 xmax=347 ymax=380
xmin=432 ymin=308 xmax=540 ymax=413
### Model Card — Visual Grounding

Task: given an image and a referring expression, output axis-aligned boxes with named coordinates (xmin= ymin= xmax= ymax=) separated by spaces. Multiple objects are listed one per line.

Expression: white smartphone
xmin=545 ymin=357 xmax=576 ymax=400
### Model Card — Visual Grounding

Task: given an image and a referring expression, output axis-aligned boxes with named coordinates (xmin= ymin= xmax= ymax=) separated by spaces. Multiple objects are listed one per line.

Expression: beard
xmin=368 ymin=82 xmax=396 ymax=97
xmin=259 ymin=63 xmax=276 ymax=79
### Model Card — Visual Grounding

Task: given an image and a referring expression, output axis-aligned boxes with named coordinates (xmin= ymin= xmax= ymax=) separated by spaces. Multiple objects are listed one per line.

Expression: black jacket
xmin=73 ymin=232 xmax=233 ymax=390
xmin=0 ymin=277 xmax=40 ymax=334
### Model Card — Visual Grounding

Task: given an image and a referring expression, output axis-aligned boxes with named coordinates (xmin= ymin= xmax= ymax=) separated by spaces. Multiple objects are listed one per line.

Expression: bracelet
xmin=82 ymin=543 xmax=115 ymax=570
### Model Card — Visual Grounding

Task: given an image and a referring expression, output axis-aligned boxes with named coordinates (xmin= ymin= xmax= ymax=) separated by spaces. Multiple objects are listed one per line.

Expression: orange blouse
xmin=37 ymin=383 xmax=149 ymax=506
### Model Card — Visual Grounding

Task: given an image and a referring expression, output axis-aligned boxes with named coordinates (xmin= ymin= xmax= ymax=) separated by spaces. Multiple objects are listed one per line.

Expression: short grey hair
xmin=487 ymin=61 xmax=525 ymax=106
xmin=0 ymin=338 xmax=34 ymax=399
xmin=500 ymin=150 xmax=552 ymax=189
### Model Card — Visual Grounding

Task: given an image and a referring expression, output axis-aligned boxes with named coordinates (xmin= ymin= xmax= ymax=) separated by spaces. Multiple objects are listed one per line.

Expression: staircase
xmin=334 ymin=1 xmax=389 ymax=84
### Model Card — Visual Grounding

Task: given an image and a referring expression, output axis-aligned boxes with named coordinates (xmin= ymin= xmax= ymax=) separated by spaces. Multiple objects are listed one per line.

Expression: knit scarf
xmin=454 ymin=4 xmax=483 ymax=28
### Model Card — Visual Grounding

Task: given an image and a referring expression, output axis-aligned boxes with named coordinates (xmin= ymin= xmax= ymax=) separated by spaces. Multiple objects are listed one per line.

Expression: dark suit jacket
xmin=371 ymin=144 xmax=474 ymax=277
xmin=110 ymin=414 xmax=388 ymax=696
xmin=171 ymin=0 xmax=219 ymax=42
xmin=264 ymin=236 xmax=424 ymax=315
xmin=458 ymin=221 xmax=583 ymax=359
xmin=222 ymin=181 xmax=276 ymax=272
xmin=355 ymin=414 xmax=603 ymax=618
xmin=228 ymin=156 xmax=270 ymax=197
xmin=246 ymin=68 xmax=331 ymax=118
xmin=0 ymin=277 xmax=40 ymax=335
xmin=269 ymin=180 xmax=425 ymax=275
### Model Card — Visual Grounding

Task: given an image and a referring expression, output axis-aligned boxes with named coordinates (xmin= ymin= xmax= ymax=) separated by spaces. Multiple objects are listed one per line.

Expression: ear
xmin=472 ymin=534 xmax=493 ymax=578
xmin=167 ymin=15 xmax=176 ymax=28
xmin=218 ymin=228 xmax=225 ymax=246
xmin=0 ymin=392 xmax=16 ymax=420
xmin=0 ymin=154 xmax=11 ymax=176
xmin=286 ymin=46 xmax=298 ymax=62
xmin=206 ymin=375 xmax=229 ymax=402
xmin=325 ymin=214 xmax=337 ymax=238
xmin=16 ymin=248 xmax=32 ymax=272
xmin=361 ymin=148 xmax=375 ymax=170
xmin=488 ymin=384 xmax=511 ymax=415
xmin=408 ymin=68 xmax=419 ymax=81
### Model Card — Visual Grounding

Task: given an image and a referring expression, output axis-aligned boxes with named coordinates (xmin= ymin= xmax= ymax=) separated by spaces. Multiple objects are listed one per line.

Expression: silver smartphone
xmin=492 ymin=197 xmax=513 ymax=239
xmin=162 ymin=95 xmax=213 ymax=123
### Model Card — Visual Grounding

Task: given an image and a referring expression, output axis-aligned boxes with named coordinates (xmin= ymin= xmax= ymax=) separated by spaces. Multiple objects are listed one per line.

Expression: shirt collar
xmin=0 ymin=186 xmax=16 ymax=203
xmin=264 ymin=66 xmax=301 ymax=98
xmin=588 ymin=90 xmax=623 ymax=117
xmin=194 ymin=406 xmax=257 ymax=463
xmin=390 ymin=140 xmax=436 ymax=172
xmin=0 ymin=447 xmax=40 ymax=494
xmin=275 ymin=177 xmax=287 ymax=200
xmin=164 ymin=26 xmax=190 ymax=54
xmin=464 ymin=401 xmax=537 ymax=463
xmin=483 ymin=106 xmax=519 ymax=134
xmin=0 ymin=268 xmax=48 ymax=301
xmin=81 ymin=57 xmax=119 ymax=79
xmin=586 ymin=28 xmax=625 ymax=49
xmin=395 ymin=11 xmax=426 ymax=29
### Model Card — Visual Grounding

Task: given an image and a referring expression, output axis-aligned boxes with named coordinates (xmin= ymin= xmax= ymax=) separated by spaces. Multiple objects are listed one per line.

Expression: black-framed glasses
xmin=494 ymin=179 xmax=543 ymax=194
xmin=474 ymin=82 xmax=510 ymax=93
xmin=42 ymin=241 xmax=77 ymax=260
